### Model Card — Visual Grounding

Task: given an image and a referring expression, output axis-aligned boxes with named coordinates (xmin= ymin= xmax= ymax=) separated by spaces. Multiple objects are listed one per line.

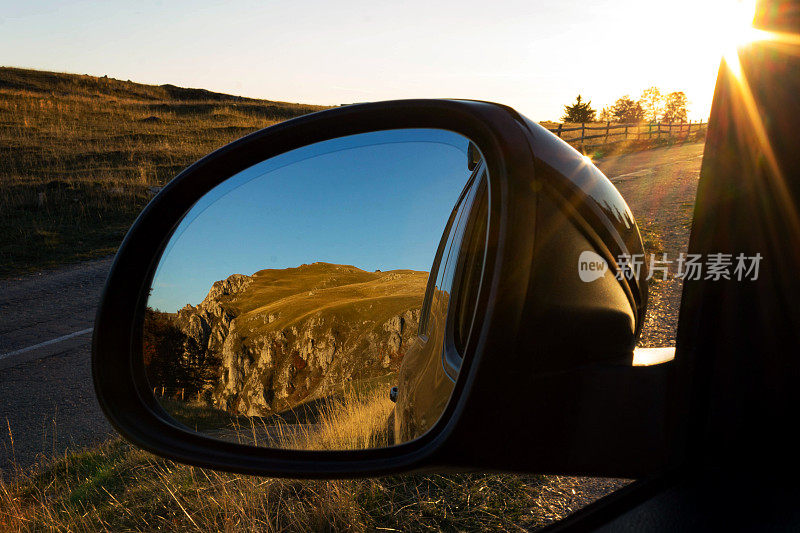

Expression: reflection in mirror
xmin=143 ymin=129 xmax=488 ymax=451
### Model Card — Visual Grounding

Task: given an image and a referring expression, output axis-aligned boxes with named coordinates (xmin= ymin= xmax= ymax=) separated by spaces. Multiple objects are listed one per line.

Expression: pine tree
xmin=562 ymin=94 xmax=596 ymax=123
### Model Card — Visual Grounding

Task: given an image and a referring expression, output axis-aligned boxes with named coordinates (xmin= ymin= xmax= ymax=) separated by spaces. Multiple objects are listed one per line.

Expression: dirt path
xmin=596 ymin=142 xmax=705 ymax=347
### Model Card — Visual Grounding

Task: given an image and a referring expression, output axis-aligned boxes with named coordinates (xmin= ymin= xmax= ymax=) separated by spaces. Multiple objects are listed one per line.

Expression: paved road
xmin=0 ymin=142 xmax=705 ymax=473
xmin=0 ymin=258 xmax=115 ymax=473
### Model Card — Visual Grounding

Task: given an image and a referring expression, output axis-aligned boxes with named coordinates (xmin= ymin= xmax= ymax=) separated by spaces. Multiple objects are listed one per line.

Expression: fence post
xmin=648 ymin=123 xmax=653 ymax=140
xmin=624 ymin=124 xmax=629 ymax=141
xmin=687 ymin=120 xmax=692 ymax=136
xmin=580 ymin=123 xmax=586 ymax=151
xmin=605 ymin=121 xmax=610 ymax=143
xmin=557 ymin=123 xmax=563 ymax=137
xmin=668 ymin=122 xmax=673 ymax=138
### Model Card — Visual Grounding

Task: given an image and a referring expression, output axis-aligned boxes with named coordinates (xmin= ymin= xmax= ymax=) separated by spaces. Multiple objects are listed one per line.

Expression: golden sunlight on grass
xmin=298 ymin=388 xmax=395 ymax=451
xmin=218 ymin=387 xmax=395 ymax=451
xmin=1 ymin=387 xmax=612 ymax=531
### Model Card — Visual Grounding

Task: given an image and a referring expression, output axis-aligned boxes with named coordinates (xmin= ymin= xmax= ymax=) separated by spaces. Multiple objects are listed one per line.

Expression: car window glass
xmin=437 ymin=172 xmax=480 ymax=300
xmin=419 ymin=167 xmax=481 ymax=335
xmin=452 ymin=177 xmax=488 ymax=356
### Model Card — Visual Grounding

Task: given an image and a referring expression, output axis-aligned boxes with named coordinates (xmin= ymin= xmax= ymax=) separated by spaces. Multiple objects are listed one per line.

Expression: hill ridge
xmin=152 ymin=264 xmax=427 ymax=416
xmin=0 ymin=66 xmax=317 ymax=108
xmin=0 ymin=67 xmax=327 ymax=276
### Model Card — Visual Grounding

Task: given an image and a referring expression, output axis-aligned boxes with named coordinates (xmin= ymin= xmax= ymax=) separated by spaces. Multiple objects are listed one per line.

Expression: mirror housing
xmin=94 ymin=99 xmax=671 ymax=479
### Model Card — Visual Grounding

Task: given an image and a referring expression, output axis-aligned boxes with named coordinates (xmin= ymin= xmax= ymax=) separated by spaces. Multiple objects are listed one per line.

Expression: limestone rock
xmin=172 ymin=265 xmax=426 ymax=417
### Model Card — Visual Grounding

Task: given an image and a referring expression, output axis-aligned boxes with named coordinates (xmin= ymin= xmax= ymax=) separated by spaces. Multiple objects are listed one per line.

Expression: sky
xmin=1 ymin=0 xmax=756 ymax=121
xmin=149 ymin=129 xmax=473 ymax=312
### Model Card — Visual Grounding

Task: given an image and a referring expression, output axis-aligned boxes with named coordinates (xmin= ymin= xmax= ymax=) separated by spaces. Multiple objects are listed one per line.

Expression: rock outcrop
xmin=174 ymin=263 xmax=426 ymax=416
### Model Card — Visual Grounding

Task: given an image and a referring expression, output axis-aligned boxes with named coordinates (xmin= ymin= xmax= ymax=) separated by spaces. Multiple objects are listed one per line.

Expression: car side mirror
xmin=93 ymin=100 xmax=672 ymax=480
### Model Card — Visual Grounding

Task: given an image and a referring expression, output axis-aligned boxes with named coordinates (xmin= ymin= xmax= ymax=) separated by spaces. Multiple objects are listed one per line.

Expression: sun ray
xmin=721 ymin=37 xmax=800 ymax=248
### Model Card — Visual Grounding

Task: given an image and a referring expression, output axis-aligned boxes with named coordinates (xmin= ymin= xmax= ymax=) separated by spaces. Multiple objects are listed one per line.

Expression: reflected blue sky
xmin=149 ymin=129 xmax=473 ymax=312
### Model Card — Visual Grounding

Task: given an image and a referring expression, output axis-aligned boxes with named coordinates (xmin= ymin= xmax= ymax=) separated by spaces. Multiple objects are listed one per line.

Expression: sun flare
xmin=715 ymin=0 xmax=761 ymax=77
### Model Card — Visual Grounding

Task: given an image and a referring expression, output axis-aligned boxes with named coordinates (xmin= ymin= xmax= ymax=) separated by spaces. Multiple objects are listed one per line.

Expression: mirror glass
xmin=143 ymin=129 xmax=488 ymax=450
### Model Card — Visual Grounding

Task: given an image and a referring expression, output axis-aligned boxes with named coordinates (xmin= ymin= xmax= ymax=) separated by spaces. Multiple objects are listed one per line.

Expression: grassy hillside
xmin=155 ymin=263 xmax=426 ymax=429
xmin=231 ymin=264 xmax=426 ymax=353
xmin=0 ymin=67 xmax=328 ymax=276
xmin=226 ymin=263 xmax=426 ymax=319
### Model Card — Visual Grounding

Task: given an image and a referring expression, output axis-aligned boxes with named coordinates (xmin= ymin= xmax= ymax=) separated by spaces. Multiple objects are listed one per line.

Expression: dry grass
xmin=160 ymin=382 xmax=396 ymax=451
xmin=228 ymin=386 xmax=396 ymax=451
xmin=0 ymin=67 xmax=327 ymax=276
xmin=0 ymin=387 xmax=599 ymax=532
xmin=0 ymin=441 xmax=558 ymax=532
xmin=301 ymin=387 xmax=395 ymax=450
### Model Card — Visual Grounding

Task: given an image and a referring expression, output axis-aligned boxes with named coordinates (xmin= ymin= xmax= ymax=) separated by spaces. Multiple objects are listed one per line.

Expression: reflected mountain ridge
xmin=145 ymin=262 xmax=427 ymax=423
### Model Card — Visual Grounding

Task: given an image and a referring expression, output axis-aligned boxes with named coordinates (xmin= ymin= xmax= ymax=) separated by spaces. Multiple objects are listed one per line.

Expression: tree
xmin=662 ymin=91 xmax=688 ymax=123
xmin=143 ymin=308 xmax=220 ymax=398
xmin=639 ymin=86 xmax=664 ymax=122
xmin=562 ymin=94 xmax=596 ymax=123
xmin=611 ymin=95 xmax=644 ymax=123
xmin=599 ymin=106 xmax=613 ymax=122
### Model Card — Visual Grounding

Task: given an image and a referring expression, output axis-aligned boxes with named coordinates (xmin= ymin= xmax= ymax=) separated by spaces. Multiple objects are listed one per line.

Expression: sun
xmin=718 ymin=0 xmax=761 ymax=48
xmin=712 ymin=0 xmax=762 ymax=76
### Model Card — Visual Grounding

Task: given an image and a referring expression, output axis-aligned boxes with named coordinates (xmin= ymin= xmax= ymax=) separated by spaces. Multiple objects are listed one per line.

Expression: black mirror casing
xmin=93 ymin=99 xmax=675 ymax=479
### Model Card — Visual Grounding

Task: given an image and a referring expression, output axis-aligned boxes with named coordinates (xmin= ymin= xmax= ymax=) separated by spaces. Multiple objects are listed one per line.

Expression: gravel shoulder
xmin=596 ymin=142 xmax=704 ymax=347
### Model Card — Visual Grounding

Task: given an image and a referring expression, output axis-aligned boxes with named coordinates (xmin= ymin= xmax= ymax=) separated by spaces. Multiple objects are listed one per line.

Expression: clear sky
xmin=149 ymin=129 xmax=473 ymax=312
xmin=1 ymin=0 xmax=754 ymax=121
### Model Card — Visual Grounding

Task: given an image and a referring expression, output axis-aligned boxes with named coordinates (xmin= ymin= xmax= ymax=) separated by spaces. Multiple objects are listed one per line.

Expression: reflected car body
xmin=394 ymin=163 xmax=486 ymax=443
xmin=395 ymin=161 xmax=488 ymax=443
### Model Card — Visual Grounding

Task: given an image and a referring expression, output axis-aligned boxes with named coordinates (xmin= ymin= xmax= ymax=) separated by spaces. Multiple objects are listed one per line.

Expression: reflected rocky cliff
xmin=145 ymin=262 xmax=426 ymax=419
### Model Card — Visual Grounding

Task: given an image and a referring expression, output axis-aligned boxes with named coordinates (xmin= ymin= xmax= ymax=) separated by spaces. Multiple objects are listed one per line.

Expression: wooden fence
xmin=546 ymin=120 xmax=707 ymax=148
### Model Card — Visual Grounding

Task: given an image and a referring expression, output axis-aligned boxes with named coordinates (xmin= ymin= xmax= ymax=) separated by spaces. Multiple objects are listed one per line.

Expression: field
xmin=0 ymin=67 xmax=326 ymax=276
